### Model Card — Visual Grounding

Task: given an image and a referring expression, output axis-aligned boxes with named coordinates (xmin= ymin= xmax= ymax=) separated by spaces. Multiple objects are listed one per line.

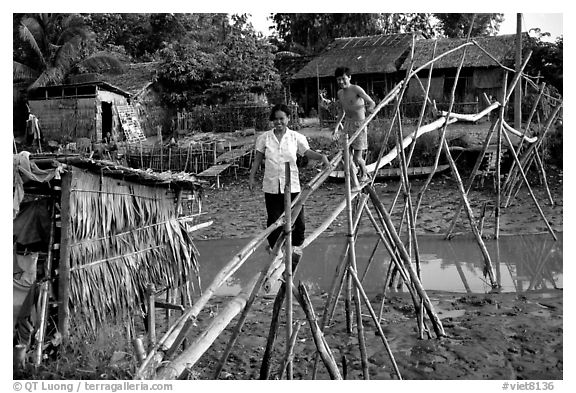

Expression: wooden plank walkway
xmin=197 ymin=163 xmax=233 ymax=188
xmin=215 ymin=144 xmax=253 ymax=163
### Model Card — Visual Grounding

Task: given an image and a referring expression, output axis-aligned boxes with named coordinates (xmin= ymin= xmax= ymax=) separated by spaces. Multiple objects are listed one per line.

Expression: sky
xmin=249 ymin=13 xmax=563 ymax=42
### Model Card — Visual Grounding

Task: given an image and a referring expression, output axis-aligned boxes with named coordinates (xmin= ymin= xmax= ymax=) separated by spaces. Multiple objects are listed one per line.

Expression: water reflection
xmin=194 ymin=233 xmax=562 ymax=296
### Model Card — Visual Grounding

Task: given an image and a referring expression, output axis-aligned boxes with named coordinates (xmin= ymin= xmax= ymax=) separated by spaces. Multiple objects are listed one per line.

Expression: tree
xmin=156 ymin=14 xmax=281 ymax=108
xmin=434 ymin=13 xmax=504 ymax=38
xmin=207 ymin=14 xmax=281 ymax=103
xmin=525 ymin=34 xmax=563 ymax=94
xmin=13 ymin=13 xmax=123 ymax=90
xmin=270 ymin=13 xmax=384 ymax=55
xmin=377 ymin=13 xmax=439 ymax=37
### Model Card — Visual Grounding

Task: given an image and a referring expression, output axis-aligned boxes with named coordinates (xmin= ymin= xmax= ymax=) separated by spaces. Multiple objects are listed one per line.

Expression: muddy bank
xmin=182 ymin=164 xmax=563 ymax=380
xmin=189 ymin=290 xmax=562 ymax=380
xmin=197 ymin=166 xmax=563 ymax=241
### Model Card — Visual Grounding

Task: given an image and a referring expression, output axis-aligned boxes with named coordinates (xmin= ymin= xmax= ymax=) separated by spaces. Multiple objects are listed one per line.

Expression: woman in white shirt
xmin=249 ymin=104 xmax=330 ymax=251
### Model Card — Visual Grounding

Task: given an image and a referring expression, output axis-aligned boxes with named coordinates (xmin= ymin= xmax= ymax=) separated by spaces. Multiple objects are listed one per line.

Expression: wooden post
xmin=147 ymin=284 xmax=156 ymax=349
xmin=57 ymin=172 xmax=72 ymax=341
xmin=343 ymin=135 xmax=370 ymax=379
xmin=515 ymin=13 xmax=523 ymax=130
xmin=34 ymin=199 xmax=56 ymax=366
xmin=283 ymin=162 xmax=294 ymax=379
xmin=495 ymin=73 xmax=507 ymax=239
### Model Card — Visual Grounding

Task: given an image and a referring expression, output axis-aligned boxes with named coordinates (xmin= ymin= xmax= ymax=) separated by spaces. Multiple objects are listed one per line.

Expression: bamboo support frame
xmin=506 ymin=104 xmax=562 ymax=206
xmin=366 ymin=185 xmax=445 ymax=338
xmin=501 ymin=126 xmax=557 ymax=241
xmin=132 ymin=33 xmax=563 ymax=380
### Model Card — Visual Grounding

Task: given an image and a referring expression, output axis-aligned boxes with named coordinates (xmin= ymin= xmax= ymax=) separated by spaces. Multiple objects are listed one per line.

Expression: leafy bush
xmin=542 ymin=120 xmax=563 ymax=168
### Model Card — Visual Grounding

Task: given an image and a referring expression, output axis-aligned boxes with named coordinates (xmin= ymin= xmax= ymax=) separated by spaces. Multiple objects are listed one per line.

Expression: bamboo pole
xmin=296 ymin=283 xmax=342 ymax=380
xmin=343 ymin=136 xmax=369 ymax=379
xmin=506 ymin=104 xmax=562 ymax=205
xmin=260 ymin=233 xmax=308 ymax=380
xmin=533 ymin=149 xmax=554 ymax=206
xmin=495 ymin=72 xmax=507 ymax=239
xmin=213 ymin=251 xmax=284 ymax=379
xmin=444 ymin=118 xmax=500 ymax=239
xmin=347 ymin=266 xmax=402 ymax=379
xmin=366 ymin=185 xmax=445 ymax=337
xmin=441 ymin=137 xmax=497 ymax=286
xmin=310 ymin=194 xmax=369 ymax=379
xmin=136 ymin=223 xmax=283 ymax=378
xmin=344 ymin=272 xmax=353 ymax=335
xmin=501 ymin=125 xmax=557 ymax=240
xmin=360 ymin=236 xmax=380 ymax=283
xmin=502 ymin=82 xmax=546 ymax=192
xmin=276 ymin=321 xmax=304 ymax=380
xmin=156 ymin=274 xmax=261 ymax=379
xmin=283 ymin=162 xmax=294 ymax=380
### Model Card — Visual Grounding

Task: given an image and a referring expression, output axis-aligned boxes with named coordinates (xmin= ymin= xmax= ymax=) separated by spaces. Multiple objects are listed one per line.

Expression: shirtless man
xmin=332 ymin=66 xmax=376 ymax=183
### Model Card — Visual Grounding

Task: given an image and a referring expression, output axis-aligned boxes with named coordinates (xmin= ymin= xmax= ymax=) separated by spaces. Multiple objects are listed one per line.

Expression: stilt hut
xmin=13 ymin=152 xmax=204 ymax=360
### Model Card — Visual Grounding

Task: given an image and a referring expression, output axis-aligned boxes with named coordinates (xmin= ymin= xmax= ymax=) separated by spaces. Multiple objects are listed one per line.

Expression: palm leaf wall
xmin=66 ymin=167 xmax=199 ymax=332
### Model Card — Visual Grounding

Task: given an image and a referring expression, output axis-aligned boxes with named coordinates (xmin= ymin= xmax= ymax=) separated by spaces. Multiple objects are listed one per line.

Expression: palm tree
xmin=13 ymin=13 xmax=124 ymax=91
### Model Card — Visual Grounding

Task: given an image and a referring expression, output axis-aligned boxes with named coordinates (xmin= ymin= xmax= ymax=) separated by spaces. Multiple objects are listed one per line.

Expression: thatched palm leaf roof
xmin=101 ymin=61 xmax=159 ymax=97
xmin=400 ymin=33 xmax=531 ymax=70
xmin=32 ymin=154 xmax=204 ymax=191
xmin=292 ymin=33 xmax=416 ymax=79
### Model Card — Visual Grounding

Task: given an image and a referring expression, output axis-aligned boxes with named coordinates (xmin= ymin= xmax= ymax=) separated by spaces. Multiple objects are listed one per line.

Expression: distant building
xmin=27 ymin=81 xmax=131 ymax=143
xmin=290 ymin=33 xmax=420 ymax=115
xmin=285 ymin=33 xmax=531 ymax=118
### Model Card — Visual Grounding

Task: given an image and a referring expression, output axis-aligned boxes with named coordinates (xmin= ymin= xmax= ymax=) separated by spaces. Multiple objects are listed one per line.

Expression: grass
xmin=14 ymin=319 xmax=138 ymax=380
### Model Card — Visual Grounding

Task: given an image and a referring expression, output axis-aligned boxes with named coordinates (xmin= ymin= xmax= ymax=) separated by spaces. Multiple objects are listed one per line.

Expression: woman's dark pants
xmin=264 ymin=192 xmax=305 ymax=249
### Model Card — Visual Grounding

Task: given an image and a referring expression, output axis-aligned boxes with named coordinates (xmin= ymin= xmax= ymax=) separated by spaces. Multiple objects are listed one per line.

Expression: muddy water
xmin=194 ymin=233 xmax=562 ymax=296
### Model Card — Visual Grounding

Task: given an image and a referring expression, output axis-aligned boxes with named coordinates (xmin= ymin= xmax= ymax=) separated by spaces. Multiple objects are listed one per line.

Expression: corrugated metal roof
xmin=400 ymin=33 xmax=531 ymax=70
xmin=292 ymin=33 xmax=417 ymax=79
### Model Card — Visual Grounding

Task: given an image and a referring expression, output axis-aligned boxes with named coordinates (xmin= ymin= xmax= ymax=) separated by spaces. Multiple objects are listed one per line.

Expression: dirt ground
xmin=184 ymin=140 xmax=563 ymax=380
